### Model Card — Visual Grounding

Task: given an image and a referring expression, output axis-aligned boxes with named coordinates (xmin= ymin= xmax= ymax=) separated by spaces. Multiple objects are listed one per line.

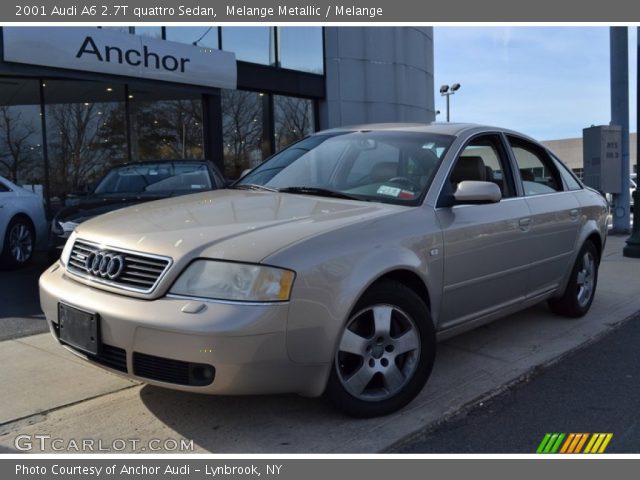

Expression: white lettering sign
xmin=2 ymin=27 xmax=236 ymax=90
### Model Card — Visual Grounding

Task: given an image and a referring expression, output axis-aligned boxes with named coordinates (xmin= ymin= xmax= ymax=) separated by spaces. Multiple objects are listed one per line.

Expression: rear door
xmin=506 ymin=135 xmax=582 ymax=298
xmin=436 ymin=133 xmax=532 ymax=330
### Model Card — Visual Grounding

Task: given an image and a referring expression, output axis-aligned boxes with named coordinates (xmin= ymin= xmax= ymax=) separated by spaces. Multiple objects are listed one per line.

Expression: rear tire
xmin=548 ymin=241 xmax=599 ymax=318
xmin=325 ymin=280 xmax=436 ymax=418
xmin=1 ymin=216 xmax=35 ymax=268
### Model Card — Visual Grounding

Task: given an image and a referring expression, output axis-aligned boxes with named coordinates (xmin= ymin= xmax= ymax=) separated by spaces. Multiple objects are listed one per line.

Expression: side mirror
xmin=454 ymin=181 xmax=502 ymax=204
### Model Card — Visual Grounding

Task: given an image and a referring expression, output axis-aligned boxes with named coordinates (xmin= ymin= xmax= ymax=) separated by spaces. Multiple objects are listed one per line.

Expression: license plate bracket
xmin=58 ymin=303 xmax=100 ymax=356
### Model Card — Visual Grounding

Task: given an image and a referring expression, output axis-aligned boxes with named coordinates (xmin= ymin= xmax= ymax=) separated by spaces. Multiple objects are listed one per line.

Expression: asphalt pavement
xmin=397 ymin=311 xmax=640 ymax=453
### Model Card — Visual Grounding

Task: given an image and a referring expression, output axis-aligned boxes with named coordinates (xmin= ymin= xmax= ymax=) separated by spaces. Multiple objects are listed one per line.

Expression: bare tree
xmin=221 ymin=90 xmax=264 ymax=179
xmin=274 ymin=97 xmax=313 ymax=150
xmin=0 ymin=106 xmax=39 ymax=183
xmin=47 ymin=102 xmax=125 ymax=201
xmin=134 ymin=99 xmax=203 ymax=160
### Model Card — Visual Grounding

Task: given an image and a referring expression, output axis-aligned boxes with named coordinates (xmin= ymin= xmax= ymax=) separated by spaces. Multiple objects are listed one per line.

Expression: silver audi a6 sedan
xmin=39 ymin=123 xmax=608 ymax=417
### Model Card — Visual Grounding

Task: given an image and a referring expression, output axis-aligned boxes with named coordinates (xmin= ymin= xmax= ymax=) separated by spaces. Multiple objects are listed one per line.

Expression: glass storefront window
xmin=0 ymin=78 xmax=44 ymax=196
xmin=99 ymin=26 xmax=132 ymax=34
xmin=221 ymin=27 xmax=274 ymax=65
xmin=134 ymin=27 xmax=163 ymax=39
xmin=129 ymin=87 xmax=204 ymax=162
xmin=166 ymin=27 xmax=219 ymax=49
xmin=221 ymin=90 xmax=267 ymax=179
xmin=274 ymin=95 xmax=315 ymax=151
xmin=43 ymin=80 xmax=127 ymax=211
xmin=277 ymin=28 xmax=324 ymax=74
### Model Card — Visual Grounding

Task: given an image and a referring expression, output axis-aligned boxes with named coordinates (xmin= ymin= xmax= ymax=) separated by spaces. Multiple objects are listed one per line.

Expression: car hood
xmin=73 ymin=189 xmax=405 ymax=264
xmin=56 ymin=194 xmax=170 ymax=224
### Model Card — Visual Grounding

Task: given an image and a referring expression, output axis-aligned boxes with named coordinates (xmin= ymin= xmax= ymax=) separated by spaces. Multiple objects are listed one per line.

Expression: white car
xmin=0 ymin=176 xmax=47 ymax=267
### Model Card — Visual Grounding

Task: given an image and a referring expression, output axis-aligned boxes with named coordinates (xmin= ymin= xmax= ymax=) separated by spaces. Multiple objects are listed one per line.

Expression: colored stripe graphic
xmin=584 ymin=434 xmax=599 ymax=453
xmin=598 ymin=433 xmax=613 ymax=453
xmin=536 ymin=434 xmax=552 ymax=453
xmin=560 ymin=433 xmax=576 ymax=453
xmin=538 ymin=433 xmax=613 ymax=454
xmin=584 ymin=433 xmax=614 ymax=454
xmin=574 ymin=433 xmax=589 ymax=453
xmin=537 ymin=433 xmax=565 ymax=453
xmin=549 ymin=433 xmax=565 ymax=453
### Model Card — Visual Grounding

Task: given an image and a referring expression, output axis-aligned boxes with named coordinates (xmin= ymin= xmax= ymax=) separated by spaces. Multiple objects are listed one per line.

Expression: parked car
xmin=0 ymin=176 xmax=47 ymax=268
xmin=39 ymin=124 xmax=608 ymax=417
xmin=49 ymin=160 xmax=226 ymax=260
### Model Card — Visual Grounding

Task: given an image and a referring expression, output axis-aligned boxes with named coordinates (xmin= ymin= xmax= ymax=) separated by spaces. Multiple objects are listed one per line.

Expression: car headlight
xmin=59 ymin=236 xmax=75 ymax=266
xmin=169 ymin=260 xmax=295 ymax=302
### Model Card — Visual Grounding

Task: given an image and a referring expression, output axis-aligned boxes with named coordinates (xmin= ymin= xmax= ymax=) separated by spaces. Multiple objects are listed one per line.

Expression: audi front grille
xmin=66 ymin=239 xmax=172 ymax=293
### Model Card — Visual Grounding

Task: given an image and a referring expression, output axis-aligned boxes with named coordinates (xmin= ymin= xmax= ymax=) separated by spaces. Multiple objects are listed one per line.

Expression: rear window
xmin=550 ymin=153 xmax=582 ymax=191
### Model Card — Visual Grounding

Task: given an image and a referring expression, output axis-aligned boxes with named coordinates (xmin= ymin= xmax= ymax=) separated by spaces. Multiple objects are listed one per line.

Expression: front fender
xmin=265 ymin=210 xmax=442 ymax=367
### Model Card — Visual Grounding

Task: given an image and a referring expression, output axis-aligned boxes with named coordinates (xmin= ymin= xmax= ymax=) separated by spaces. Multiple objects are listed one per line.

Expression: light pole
xmin=440 ymin=83 xmax=461 ymax=122
xmin=623 ymin=27 xmax=640 ymax=257
xmin=610 ymin=27 xmax=631 ymax=234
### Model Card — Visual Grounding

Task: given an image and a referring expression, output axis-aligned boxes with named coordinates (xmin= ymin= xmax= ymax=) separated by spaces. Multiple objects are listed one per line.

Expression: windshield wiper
xmin=277 ymin=186 xmax=367 ymax=201
xmin=230 ymin=183 xmax=279 ymax=192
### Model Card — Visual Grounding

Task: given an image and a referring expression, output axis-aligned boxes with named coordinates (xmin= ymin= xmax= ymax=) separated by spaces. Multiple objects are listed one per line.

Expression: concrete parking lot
xmin=0 ymin=235 xmax=639 ymax=453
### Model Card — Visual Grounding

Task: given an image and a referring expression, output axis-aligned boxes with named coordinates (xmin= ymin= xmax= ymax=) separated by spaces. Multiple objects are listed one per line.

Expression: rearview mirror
xmin=454 ymin=181 xmax=502 ymax=204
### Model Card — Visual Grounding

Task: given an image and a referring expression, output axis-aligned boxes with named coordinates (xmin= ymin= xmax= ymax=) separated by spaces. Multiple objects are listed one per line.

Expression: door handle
xmin=569 ymin=208 xmax=579 ymax=219
xmin=519 ymin=217 xmax=532 ymax=230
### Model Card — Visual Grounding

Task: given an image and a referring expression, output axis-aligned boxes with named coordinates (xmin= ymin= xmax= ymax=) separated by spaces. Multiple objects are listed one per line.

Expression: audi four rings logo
xmin=84 ymin=251 xmax=125 ymax=279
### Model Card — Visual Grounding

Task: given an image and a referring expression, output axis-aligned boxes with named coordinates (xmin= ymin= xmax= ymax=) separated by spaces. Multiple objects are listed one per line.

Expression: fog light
xmin=189 ymin=364 xmax=215 ymax=386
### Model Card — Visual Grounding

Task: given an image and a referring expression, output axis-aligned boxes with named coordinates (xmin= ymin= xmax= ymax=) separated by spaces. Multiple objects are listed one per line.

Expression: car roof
xmin=315 ymin=122 xmax=540 ymax=143
xmin=317 ymin=122 xmax=488 ymax=136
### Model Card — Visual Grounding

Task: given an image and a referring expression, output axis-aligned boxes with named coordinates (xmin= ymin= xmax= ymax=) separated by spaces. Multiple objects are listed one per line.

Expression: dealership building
xmin=0 ymin=26 xmax=435 ymax=214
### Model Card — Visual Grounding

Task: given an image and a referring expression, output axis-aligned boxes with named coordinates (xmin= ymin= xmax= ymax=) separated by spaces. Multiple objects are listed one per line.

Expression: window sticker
xmin=377 ymin=185 xmax=401 ymax=197
xmin=399 ymin=190 xmax=415 ymax=199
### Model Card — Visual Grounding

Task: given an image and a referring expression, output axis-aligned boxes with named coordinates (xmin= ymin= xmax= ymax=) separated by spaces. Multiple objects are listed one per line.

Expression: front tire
xmin=325 ymin=280 xmax=436 ymax=418
xmin=1 ymin=217 xmax=35 ymax=268
xmin=548 ymin=241 xmax=599 ymax=318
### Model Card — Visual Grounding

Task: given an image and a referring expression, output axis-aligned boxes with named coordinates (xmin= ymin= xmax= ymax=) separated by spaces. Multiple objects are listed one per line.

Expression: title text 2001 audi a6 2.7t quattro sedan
xmin=40 ymin=123 xmax=608 ymax=417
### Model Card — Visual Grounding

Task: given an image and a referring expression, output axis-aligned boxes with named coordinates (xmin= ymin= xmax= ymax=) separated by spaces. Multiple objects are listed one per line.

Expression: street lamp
xmin=440 ymin=83 xmax=461 ymax=122
xmin=623 ymin=27 xmax=640 ymax=257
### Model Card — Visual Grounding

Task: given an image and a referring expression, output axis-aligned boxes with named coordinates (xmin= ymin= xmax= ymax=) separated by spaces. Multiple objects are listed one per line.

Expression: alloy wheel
xmin=9 ymin=222 xmax=33 ymax=263
xmin=335 ymin=304 xmax=421 ymax=402
xmin=576 ymin=251 xmax=595 ymax=308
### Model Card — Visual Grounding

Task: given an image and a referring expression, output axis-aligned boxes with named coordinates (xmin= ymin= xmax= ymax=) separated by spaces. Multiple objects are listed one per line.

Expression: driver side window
xmin=449 ymin=135 xmax=514 ymax=198
xmin=345 ymin=143 xmax=400 ymax=187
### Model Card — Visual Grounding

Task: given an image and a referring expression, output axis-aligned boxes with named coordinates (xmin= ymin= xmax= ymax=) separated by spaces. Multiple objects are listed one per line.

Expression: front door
xmin=436 ymin=134 xmax=532 ymax=329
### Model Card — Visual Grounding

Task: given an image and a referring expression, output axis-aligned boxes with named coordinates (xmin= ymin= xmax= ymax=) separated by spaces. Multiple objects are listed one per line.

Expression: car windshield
xmin=235 ymin=131 xmax=454 ymax=205
xmin=94 ymin=163 xmax=212 ymax=195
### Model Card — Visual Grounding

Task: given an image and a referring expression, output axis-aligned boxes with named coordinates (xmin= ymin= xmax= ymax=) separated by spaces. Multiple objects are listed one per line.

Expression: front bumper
xmin=39 ymin=263 xmax=329 ymax=397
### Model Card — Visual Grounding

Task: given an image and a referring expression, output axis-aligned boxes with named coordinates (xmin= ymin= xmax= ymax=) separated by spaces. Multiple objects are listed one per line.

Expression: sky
xmin=434 ymin=27 xmax=638 ymax=140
